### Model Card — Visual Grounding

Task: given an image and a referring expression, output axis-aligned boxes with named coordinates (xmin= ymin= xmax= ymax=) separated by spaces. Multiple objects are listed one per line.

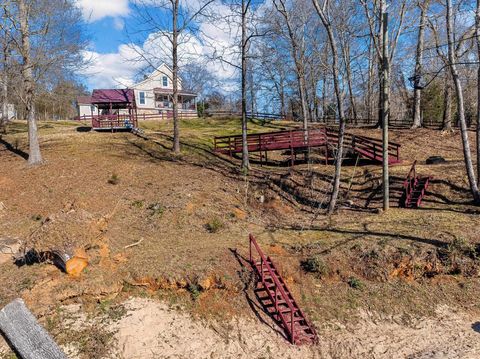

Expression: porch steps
xmin=249 ymin=234 xmax=317 ymax=345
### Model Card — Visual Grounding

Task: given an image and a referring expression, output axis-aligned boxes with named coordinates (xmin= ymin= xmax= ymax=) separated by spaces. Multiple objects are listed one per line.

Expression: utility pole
xmin=382 ymin=9 xmax=390 ymax=211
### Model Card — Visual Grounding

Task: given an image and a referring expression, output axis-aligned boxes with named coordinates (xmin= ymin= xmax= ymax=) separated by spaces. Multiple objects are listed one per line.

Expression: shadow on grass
xmin=277 ymin=222 xmax=447 ymax=249
xmin=123 ymin=131 xmax=478 ymax=217
xmin=0 ymin=137 xmax=28 ymax=160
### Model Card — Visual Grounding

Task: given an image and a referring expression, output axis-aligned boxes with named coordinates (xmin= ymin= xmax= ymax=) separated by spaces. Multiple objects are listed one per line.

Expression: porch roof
xmin=91 ymin=89 xmax=135 ymax=105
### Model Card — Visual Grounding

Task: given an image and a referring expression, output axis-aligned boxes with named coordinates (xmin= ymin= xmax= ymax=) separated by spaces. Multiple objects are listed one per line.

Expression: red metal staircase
xmin=400 ymin=160 xmax=431 ymax=208
xmin=249 ymin=234 xmax=317 ymax=345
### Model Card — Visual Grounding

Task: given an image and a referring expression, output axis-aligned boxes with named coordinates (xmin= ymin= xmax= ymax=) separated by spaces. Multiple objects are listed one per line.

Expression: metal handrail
xmin=249 ymin=234 xmax=297 ymax=343
xmin=403 ymin=160 xmax=418 ymax=205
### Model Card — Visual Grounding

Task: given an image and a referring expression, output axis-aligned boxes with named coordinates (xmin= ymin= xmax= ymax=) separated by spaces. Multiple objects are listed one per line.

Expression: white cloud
xmin=80 ymin=44 xmax=145 ymax=89
xmin=77 ymin=0 xmax=130 ymax=22
xmin=79 ymin=1 xmax=244 ymax=91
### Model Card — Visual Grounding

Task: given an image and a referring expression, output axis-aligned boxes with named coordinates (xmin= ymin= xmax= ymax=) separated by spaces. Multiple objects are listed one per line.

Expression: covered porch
xmin=90 ymin=89 xmax=138 ymax=130
xmin=154 ymin=88 xmax=197 ymax=112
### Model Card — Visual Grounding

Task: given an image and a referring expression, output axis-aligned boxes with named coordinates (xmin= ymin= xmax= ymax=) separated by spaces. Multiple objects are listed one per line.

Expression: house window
xmin=139 ymin=91 xmax=145 ymax=105
xmin=163 ymin=76 xmax=168 ymax=87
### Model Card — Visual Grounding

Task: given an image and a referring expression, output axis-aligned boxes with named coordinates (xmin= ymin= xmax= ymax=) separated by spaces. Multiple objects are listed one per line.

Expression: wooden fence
xmin=74 ymin=111 xmax=198 ymax=123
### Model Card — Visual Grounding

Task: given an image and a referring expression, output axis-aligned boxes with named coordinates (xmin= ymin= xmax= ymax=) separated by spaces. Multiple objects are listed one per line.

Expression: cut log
xmin=65 ymin=256 xmax=88 ymax=277
xmin=14 ymin=248 xmax=88 ymax=277
xmin=0 ymin=298 xmax=67 ymax=359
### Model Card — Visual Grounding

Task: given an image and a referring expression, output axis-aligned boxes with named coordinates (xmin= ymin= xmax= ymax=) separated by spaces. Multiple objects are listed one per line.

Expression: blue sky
xmin=88 ymin=18 xmax=128 ymax=54
xmin=77 ymin=0 xmax=240 ymax=91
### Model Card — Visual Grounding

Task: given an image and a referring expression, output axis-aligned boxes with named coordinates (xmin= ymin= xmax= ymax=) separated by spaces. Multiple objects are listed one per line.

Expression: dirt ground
xmin=1 ymin=119 xmax=480 ymax=358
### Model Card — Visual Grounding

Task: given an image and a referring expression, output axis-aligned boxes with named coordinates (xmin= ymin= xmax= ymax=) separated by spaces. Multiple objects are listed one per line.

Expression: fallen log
xmin=0 ymin=298 xmax=67 ymax=359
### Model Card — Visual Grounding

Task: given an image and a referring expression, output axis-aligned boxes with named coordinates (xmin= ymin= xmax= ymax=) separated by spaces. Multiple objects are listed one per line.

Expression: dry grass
xmin=1 ymin=118 xmax=480 ymax=356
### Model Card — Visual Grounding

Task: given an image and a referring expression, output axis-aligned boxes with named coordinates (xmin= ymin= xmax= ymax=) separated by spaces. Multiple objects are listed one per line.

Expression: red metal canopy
xmin=91 ymin=89 xmax=135 ymax=104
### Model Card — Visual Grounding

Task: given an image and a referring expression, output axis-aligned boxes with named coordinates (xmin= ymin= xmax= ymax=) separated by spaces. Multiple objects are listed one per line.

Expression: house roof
xmin=77 ymin=96 xmax=93 ymax=104
xmin=153 ymin=88 xmax=197 ymax=97
xmin=91 ymin=89 xmax=135 ymax=104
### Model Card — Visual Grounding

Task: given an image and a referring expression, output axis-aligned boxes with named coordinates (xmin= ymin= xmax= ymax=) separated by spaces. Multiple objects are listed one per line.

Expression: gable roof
xmin=133 ymin=63 xmax=183 ymax=87
xmin=91 ymin=89 xmax=135 ymax=104
xmin=77 ymin=96 xmax=93 ymax=105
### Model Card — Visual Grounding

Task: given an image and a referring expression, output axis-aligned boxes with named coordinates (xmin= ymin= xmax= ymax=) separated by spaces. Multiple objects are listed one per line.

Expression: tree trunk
xmin=312 ymin=0 xmax=345 ymax=214
xmin=367 ymin=37 xmax=375 ymax=122
xmin=0 ymin=299 xmax=67 ymax=358
xmin=381 ymin=10 xmax=390 ymax=211
xmin=241 ymin=0 xmax=250 ymax=170
xmin=1 ymin=47 xmax=7 ymax=131
xmin=447 ymin=0 xmax=480 ymax=203
xmin=297 ymin=67 xmax=309 ymax=129
xmin=274 ymin=1 xmax=309 ymax=127
xmin=279 ymin=76 xmax=286 ymax=119
xmin=19 ymin=0 xmax=42 ymax=165
xmin=412 ymin=0 xmax=429 ymax=129
xmin=376 ymin=0 xmax=384 ymax=129
xmin=250 ymin=74 xmax=255 ymax=116
xmin=476 ymin=0 xmax=480 ymax=182
xmin=321 ymin=74 xmax=327 ymax=122
xmin=343 ymin=42 xmax=357 ymax=121
xmin=1 ymin=29 xmax=8 ymax=131
xmin=442 ymin=73 xmax=453 ymax=131
xmin=172 ymin=0 xmax=180 ymax=154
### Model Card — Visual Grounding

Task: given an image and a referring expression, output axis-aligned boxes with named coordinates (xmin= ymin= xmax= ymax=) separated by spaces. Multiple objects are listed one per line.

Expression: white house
xmin=76 ymin=96 xmax=98 ymax=118
xmin=131 ymin=63 xmax=197 ymax=116
xmin=76 ymin=63 xmax=197 ymax=121
xmin=0 ymin=104 xmax=16 ymax=120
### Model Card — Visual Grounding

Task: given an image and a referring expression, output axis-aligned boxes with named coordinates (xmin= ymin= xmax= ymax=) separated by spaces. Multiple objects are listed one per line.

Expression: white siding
xmin=132 ymin=63 xmax=182 ymax=110
xmin=78 ymin=104 xmax=98 ymax=117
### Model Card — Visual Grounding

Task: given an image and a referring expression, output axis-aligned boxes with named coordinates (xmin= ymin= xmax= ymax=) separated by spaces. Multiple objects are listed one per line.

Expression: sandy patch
xmin=107 ymin=298 xmax=480 ymax=359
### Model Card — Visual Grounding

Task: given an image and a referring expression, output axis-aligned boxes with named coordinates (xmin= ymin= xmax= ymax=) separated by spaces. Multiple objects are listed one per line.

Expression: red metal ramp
xmin=249 ymin=234 xmax=317 ymax=345
xmin=400 ymin=160 xmax=431 ymax=208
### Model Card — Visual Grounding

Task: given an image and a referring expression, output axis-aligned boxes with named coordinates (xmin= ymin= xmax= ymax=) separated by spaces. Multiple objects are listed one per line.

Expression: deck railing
xmin=214 ymin=127 xmax=401 ymax=163
xmin=73 ymin=110 xmax=198 ymax=125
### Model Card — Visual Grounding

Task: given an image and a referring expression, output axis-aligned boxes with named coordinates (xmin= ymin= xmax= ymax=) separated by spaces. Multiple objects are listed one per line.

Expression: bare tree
xmin=361 ymin=0 xmax=408 ymax=128
xmin=476 ymin=0 xmax=480 ymax=181
xmin=427 ymin=14 xmax=469 ymax=131
xmin=273 ymin=0 xmax=310 ymax=129
xmin=442 ymin=71 xmax=453 ymax=131
xmin=18 ymin=0 xmax=42 ymax=164
xmin=241 ymin=0 xmax=251 ymax=170
xmin=131 ymin=0 xmax=214 ymax=154
xmin=312 ymin=0 xmax=346 ymax=213
xmin=2 ymin=0 xmax=86 ymax=162
xmin=446 ymin=0 xmax=480 ymax=203
xmin=0 ymin=2 xmax=12 ymax=130
xmin=412 ymin=0 xmax=431 ymax=129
